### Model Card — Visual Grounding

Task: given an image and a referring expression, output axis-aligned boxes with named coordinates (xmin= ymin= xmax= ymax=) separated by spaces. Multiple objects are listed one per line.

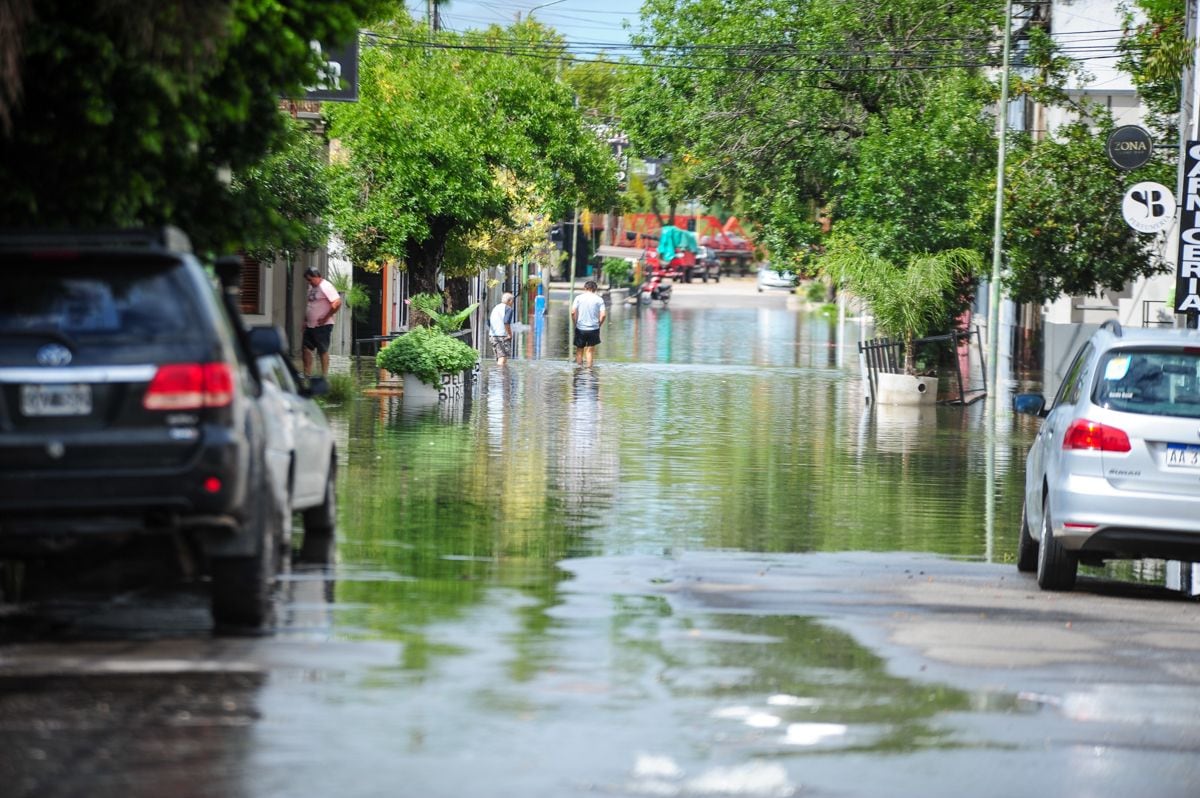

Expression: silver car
xmin=1013 ymin=320 xmax=1200 ymax=590
xmin=249 ymin=327 xmax=338 ymax=564
xmin=756 ymin=264 xmax=796 ymax=292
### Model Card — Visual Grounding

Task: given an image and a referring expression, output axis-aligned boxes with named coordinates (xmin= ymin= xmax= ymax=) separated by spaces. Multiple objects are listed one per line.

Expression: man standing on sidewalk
xmin=302 ymin=266 xmax=341 ymax=379
xmin=570 ymin=280 xmax=606 ymax=367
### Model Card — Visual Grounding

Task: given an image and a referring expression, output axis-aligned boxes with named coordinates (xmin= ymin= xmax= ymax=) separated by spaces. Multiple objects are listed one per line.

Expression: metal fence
xmin=858 ymin=327 xmax=987 ymax=405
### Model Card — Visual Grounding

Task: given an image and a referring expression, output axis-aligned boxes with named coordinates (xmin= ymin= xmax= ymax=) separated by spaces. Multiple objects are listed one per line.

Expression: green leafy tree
xmin=326 ymin=17 xmax=618 ymax=301
xmin=1118 ymin=0 xmax=1188 ymax=133
xmin=231 ymin=116 xmax=333 ymax=261
xmin=0 ymin=0 xmax=383 ymax=254
xmin=834 ymin=74 xmax=995 ymax=260
xmin=623 ymin=0 xmax=1003 ymax=252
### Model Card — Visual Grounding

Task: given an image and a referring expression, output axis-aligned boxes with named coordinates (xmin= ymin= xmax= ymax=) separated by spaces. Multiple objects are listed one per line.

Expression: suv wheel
xmin=300 ymin=458 xmax=337 ymax=564
xmin=1036 ymin=500 xmax=1077 ymax=590
xmin=1016 ymin=503 xmax=1037 ymax=573
xmin=211 ymin=480 xmax=282 ymax=632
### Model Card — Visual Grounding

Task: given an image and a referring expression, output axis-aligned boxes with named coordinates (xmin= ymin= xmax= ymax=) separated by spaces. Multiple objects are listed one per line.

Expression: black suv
xmin=0 ymin=229 xmax=288 ymax=631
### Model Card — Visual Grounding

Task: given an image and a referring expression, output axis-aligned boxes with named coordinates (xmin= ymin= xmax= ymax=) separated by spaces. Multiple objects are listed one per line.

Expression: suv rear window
xmin=1 ymin=259 xmax=201 ymax=341
xmin=1095 ymin=349 xmax=1200 ymax=419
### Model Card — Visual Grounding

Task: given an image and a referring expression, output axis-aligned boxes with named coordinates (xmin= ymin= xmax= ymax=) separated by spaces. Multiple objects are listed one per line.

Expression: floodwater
xmin=10 ymin=285 xmax=1199 ymax=798
xmin=269 ymin=288 xmax=1054 ymax=796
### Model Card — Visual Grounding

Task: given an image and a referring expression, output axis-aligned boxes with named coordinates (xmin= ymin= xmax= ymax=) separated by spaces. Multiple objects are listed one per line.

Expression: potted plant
xmin=820 ymin=237 xmax=980 ymax=405
xmin=376 ymin=293 xmax=479 ymax=403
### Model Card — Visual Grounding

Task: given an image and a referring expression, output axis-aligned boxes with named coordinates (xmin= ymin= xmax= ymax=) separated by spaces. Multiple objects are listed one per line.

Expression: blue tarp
xmin=656 ymin=225 xmax=698 ymax=263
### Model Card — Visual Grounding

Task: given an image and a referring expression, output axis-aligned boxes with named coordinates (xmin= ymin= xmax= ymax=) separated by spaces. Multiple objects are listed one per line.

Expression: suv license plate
xmin=1165 ymin=443 xmax=1200 ymax=469
xmin=20 ymin=383 xmax=93 ymax=417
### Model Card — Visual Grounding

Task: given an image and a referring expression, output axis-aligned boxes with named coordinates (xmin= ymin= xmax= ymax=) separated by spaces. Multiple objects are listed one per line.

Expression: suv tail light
xmin=144 ymin=363 xmax=235 ymax=410
xmin=1063 ymin=419 xmax=1131 ymax=452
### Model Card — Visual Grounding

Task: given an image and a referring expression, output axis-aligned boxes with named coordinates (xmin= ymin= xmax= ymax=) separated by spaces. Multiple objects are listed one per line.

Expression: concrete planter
xmin=875 ymin=372 xmax=937 ymax=406
xmin=402 ymin=371 xmax=466 ymax=404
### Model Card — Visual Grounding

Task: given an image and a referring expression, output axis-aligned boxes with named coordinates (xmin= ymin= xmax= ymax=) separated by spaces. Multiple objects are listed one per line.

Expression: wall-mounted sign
xmin=1174 ymin=141 xmax=1200 ymax=313
xmin=304 ymin=38 xmax=359 ymax=103
xmin=1106 ymin=125 xmax=1154 ymax=170
xmin=1122 ymin=181 xmax=1175 ymax=233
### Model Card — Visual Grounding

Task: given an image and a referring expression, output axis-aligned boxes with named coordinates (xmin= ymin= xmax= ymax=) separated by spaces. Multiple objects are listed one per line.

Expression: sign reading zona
xmin=1106 ymin=125 xmax=1154 ymax=170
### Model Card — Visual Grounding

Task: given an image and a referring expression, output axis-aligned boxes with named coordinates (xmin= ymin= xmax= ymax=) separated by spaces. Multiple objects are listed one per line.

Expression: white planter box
xmin=402 ymin=371 xmax=465 ymax=404
xmin=875 ymin=372 xmax=937 ymax=406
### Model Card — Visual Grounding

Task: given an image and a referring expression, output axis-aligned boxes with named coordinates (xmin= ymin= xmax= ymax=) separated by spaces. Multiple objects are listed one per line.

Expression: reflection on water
xmin=335 ymin=302 xmax=1032 ymax=620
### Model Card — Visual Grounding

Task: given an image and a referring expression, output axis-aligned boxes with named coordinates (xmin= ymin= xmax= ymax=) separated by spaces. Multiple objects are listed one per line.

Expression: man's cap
xmin=304 ymin=267 xmax=321 ymax=278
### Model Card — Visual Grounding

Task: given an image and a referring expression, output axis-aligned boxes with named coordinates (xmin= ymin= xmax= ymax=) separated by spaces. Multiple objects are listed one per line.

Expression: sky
xmin=408 ymin=0 xmax=644 ymax=46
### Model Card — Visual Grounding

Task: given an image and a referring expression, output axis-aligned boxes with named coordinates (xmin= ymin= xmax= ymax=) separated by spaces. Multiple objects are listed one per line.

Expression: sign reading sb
xmin=1174 ymin=141 xmax=1200 ymax=314
xmin=1122 ymin=182 xmax=1175 ymax=233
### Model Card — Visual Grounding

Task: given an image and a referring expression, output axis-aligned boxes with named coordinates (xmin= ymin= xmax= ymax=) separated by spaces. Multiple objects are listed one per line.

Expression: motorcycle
xmin=637 ymin=269 xmax=672 ymax=306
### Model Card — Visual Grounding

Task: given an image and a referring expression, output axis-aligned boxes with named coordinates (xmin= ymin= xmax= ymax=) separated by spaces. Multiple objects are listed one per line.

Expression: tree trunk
xmin=446 ymin=276 xmax=469 ymax=313
xmin=404 ymin=217 xmax=454 ymax=298
xmin=904 ymin=334 xmax=916 ymax=376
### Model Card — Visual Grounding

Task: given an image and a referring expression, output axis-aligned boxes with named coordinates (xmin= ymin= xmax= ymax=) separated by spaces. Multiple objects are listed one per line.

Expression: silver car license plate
xmin=1165 ymin=443 xmax=1200 ymax=469
xmin=19 ymin=383 xmax=93 ymax=417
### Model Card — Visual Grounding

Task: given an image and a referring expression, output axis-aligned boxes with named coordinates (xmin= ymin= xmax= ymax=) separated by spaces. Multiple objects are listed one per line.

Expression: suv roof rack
xmin=0 ymin=226 xmax=193 ymax=254
xmin=1100 ymin=319 xmax=1123 ymax=338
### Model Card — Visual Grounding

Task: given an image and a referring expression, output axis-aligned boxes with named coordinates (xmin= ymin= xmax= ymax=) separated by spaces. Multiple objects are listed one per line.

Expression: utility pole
xmin=567 ymin=207 xmax=579 ymax=357
xmin=987 ymin=0 xmax=1015 ymax=424
xmin=427 ymin=0 xmax=438 ymax=33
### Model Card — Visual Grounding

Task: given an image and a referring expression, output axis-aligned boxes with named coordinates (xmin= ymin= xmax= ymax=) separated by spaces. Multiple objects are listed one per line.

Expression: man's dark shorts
xmin=303 ymin=324 xmax=334 ymax=355
xmin=574 ymin=327 xmax=601 ymax=348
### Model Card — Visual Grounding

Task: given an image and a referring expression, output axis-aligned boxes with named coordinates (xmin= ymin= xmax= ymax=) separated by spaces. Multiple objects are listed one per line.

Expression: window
xmin=1053 ymin=343 xmax=1093 ymax=409
xmin=1095 ymin=349 xmax=1200 ymax=419
xmin=239 ymin=255 xmax=263 ymax=316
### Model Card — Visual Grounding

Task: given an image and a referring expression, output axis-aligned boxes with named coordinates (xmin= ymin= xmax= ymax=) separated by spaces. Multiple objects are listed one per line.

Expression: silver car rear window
xmin=1094 ymin=349 xmax=1200 ymax=419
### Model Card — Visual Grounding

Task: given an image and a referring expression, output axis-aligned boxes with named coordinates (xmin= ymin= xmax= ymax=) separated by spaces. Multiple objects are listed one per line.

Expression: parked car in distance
xmin=0 ymin=228 xmax=289 ymax=632
xmin=250 ymin=327 xmax=338 ymax=564
xmin=687 ymin=246 xmax=721 ymax=283
xmin=1013 ymin=320 xmax=1200 ymax=591
xmin=756 ymin=264 xmax=797 ymax=293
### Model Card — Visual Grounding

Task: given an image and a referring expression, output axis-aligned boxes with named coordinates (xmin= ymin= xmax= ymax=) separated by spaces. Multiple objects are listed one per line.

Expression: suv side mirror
xmin=1013 ymin=393 xmax=1047 ymax=417
xmin=247 ymin=325 xmax=287 ymax=358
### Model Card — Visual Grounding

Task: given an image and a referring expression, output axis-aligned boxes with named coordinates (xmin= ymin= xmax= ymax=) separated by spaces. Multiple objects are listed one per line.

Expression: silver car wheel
xmin=1036 ymin=499 xmax=1077 ymax=591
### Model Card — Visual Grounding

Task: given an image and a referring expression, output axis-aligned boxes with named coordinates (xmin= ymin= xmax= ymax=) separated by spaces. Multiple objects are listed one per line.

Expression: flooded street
xmin=4 ymin=279 xmax=1200 ymax=797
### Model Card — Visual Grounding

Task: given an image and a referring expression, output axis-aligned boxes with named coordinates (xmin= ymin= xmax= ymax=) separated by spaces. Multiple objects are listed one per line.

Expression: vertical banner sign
xmin=1178 ymin=142 xmax=1200 ymax=313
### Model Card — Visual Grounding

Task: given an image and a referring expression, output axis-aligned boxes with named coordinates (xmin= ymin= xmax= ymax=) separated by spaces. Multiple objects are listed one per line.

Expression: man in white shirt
xmin=570 ymin=280 xmax=607 ymax=367
xmin=488 ymin=292 xmax=515 ymax=366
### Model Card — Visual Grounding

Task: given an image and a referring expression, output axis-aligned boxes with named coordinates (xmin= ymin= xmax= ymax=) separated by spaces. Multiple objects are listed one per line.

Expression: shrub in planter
xmin=376 ymin=326 xmax=479 ymax=387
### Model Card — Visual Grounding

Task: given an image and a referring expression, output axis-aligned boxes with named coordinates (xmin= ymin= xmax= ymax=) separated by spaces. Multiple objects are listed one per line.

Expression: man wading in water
xmin=570 ymin=281 xmax=607 ymax=367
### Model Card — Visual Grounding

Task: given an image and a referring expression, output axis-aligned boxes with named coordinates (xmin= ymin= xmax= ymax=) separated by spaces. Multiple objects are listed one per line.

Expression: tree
xmin=0 ymin=0 xmax=383 ymax=254
xmin=231 ymin=116 xmax=333 ymax=261
xmin=326 ymin=18 xmax=618 ymax=301
xmin=820 ymin=236 xmax=981 ymax=375
xmin=833 ymin=74 xmax=995 ymax=260
xmin=622 ymin=0 xmax=1003 ymax=253
xmin=1118 ymin=0 xmax=1188 ymax=135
